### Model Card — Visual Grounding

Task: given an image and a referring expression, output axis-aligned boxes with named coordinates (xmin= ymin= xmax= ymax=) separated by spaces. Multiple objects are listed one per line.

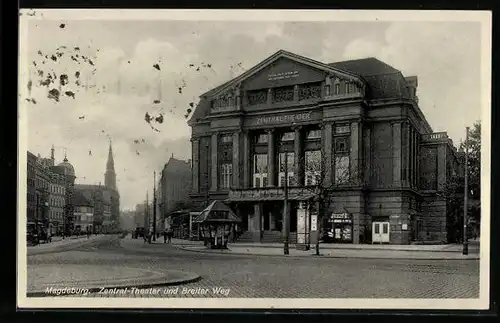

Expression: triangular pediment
xmin=207 ymin=50 xmax=364 ymax=98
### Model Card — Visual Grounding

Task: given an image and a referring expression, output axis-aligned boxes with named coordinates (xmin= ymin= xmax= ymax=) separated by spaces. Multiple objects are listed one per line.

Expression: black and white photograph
xmin=17 ymin=9 xmax=491 ymax=309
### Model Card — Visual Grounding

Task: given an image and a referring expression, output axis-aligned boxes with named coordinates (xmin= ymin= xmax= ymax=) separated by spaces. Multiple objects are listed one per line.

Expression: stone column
xmin=363 ymin=126 xmax=371 ymax=186
xmin=243 ymin=131 xmax=250 ymax=188
xmin=414 ymin=129 xmax=418 ymax=188
xmin=402 ymin=122 xmax=410 ymax=188
xmin=252 ymin=203 xmax=263 ymax=242
xmin=416 ymin=132 xmax=420 ymax=189
xmin=211 ymin=133 xmax=218 ymax=191
xmin=267 ymin=130 xmax=276 ymax=187
xmin=392 ymin=122 xmax=402 ymax=187
xmin=322 ymin=123 xmax=333 ymax=186
xmin=409 ymin=126 xmax=414 ymax=188
xmin=350 ymin=121 xmax=362 ymax=185
xmin=232 ymin=132 xmax=240 ymax=188
xmin=437 ymin=145 xmax=447 ymax=191
xmin=191 ymin=138 xmax=200 ymax=193
xmin=293 ymin=126 xmax=302 ymax=186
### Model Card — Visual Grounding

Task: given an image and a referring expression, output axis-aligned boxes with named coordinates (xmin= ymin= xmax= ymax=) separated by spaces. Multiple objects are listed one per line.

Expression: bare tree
xmin=292 ymin=149 xmax=360 ymax=256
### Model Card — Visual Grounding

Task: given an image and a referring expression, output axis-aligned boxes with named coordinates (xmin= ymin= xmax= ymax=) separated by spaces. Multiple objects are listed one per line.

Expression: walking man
xmin=167 ymin=228 xmax=173 ymax=243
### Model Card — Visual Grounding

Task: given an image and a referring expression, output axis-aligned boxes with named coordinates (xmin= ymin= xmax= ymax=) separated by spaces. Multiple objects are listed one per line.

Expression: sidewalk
xmin=27 ymin=264 xmax=200 ymax=297
xmin=27 ymin=234 xmax=111 ymax=255
xmin=171 ymin=238 xmax=480 ymax=260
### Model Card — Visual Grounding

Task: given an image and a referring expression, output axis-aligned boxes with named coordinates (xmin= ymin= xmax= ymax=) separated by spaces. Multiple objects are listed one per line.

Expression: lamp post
xmin=463 ymin=127 xmax=469 ymax=255
xmin=283 ymin=150 xmax=290 ymax=255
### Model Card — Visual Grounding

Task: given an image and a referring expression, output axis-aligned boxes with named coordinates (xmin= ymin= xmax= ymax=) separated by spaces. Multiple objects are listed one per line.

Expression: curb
xmin=27 ymin=270 xmax=202 ymax=297
xmin=230 ymin=243 xmax=480 ymax=253
xmin=27 ymin=235 xmax=117 ymax=256
xmin=175 ymin=246 xmax=480 ymax=261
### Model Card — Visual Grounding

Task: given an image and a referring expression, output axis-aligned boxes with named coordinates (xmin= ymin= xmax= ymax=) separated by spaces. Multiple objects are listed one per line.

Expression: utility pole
xmin=153 ymin=171 xmax=157 ymax=241
xmin=463 ymin=126 xmax=469 ymax=255
xmin=283 ymin=151 xmax=290 ymax=255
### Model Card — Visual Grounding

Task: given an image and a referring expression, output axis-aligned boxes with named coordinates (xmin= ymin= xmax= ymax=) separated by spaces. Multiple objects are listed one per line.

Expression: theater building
xmin=188 ymin=50 xmax=461 ymax=245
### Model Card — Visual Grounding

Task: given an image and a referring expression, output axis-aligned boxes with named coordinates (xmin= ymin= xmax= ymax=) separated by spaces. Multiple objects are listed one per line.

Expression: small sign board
xmin=402 ymin=223 xmax=408 ymax=231
xmin=328 ymin=213 xmax=352 ymax=224
xmin=311 ymin=214 xmax=318 ymax=231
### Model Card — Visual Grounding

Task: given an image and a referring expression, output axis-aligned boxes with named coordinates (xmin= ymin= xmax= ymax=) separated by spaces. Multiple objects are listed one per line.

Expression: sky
xmin=20 ymin=11 xmax=486 ymax=210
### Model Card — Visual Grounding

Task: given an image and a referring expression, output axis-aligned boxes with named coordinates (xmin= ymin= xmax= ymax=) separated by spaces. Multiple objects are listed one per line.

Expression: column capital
xmin=266 ymin=129 xmax=275 ymax=134
xmin=292 ymin=125 xmax=303 ymax=131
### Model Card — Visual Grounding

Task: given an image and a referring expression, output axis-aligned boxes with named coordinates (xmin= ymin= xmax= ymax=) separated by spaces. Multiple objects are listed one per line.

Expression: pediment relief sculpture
xmin=211 ymin=88 xmax=239 ymax=113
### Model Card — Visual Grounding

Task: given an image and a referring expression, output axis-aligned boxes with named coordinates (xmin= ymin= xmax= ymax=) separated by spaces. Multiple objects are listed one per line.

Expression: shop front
xmin=324 ymin=213 xmax=353 ymax=243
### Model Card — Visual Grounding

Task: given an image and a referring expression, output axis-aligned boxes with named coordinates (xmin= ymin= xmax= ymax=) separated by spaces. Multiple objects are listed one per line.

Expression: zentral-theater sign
xmin=251 ymin=111 xmax=321 ymax=126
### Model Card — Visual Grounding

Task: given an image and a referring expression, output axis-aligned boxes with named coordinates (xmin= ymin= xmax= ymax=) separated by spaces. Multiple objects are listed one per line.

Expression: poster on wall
xmin=311 ymin=214 xmax=317 ymax=231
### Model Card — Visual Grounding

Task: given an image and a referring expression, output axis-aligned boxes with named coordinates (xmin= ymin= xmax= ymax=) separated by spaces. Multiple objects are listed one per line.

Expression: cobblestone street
xmin=26 ymin=235 xmax=480 ymax=299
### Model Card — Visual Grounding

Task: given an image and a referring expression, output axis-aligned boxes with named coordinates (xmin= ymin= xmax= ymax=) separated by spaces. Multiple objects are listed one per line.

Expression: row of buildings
xmin=132 ymin=50 xmax=466 ymax=246
xmin=27 ymin=142 xmax=120 ymax=237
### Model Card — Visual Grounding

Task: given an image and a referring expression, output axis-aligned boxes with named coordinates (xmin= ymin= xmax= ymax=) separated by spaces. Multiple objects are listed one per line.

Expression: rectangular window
xmin=346 ymin=82 xmax=351 ymax=94
xmin=278 ymin=152 xmax=295 ymax=186
xmin=253 ymin=154 xmax=268 ymax=188
xmin=281 ymin=132 xmax=295 ymax=142
xmin=305 ymin=150 xmax=321 ymax=186
xmin=307 ymin=130 xmax=321 ymax=140
xmin=220 ymin=163 xmax=233 ymax=189
xmin=256 ymin=134 xmax=268 ymax=144
xmin=335 ymin=156 xmax=350 ymax=184
xmin=335 ymin=125 xmax=350 ymax=135
xmin=334 ymin=84 xmax=341 ymax=95
xmin=335 ymin=137 xmax=350 ymax=154
xmin=221 ymin=135 xmax=233 ymax=143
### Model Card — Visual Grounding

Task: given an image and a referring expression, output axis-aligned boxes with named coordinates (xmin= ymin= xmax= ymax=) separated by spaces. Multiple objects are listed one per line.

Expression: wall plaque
xmin=268 ymin=71 xmax=299 ymax=81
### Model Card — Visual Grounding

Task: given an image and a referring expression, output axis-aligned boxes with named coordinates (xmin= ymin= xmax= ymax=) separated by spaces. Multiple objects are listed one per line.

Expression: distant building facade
xmin=72 ymin=141 xmax=120 ymax=234
xmin=158 ymin=155 xmax=192 ymax=222
xmin=188 ymin=50 xmax=462 ymax=245
xmin=72 ymin=190 xmax=94 ymax=233
xmin=27 ymin=152 xmax=37 ymax=231
xmin=48 ymin=171 xmax=66 ymax=235
xmin=134 ymin=203 xmax=147 ymax=229
xmin=34 ymin=155 xmax=50 ymax=233
xmin=52 ymin=157 xmax=76 ymax=235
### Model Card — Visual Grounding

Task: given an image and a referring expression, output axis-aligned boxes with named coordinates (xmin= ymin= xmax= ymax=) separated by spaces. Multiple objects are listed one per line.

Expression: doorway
xmin=372 ymin=221 xmax=390 ymax=244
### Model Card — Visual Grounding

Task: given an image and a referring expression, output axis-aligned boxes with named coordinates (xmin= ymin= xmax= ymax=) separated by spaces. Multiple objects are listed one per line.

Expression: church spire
xmin=105 ymin=139 xmax=117 ymax=190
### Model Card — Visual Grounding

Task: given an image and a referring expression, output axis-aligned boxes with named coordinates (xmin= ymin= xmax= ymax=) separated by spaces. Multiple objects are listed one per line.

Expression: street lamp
xmin=283 ymin=150 xmax=289 ymax=255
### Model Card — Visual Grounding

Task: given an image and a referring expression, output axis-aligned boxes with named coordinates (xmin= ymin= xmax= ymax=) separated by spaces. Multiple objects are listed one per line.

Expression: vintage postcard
xmin=18 ymin=9 xmax=491 ymax=310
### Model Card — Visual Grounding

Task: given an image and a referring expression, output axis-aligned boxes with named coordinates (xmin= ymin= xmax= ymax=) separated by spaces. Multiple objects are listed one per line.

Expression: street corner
xmin=27 ymin=234 xmax=120 ymax=256
xmin=27 ymin=264 xmax=202 ymax=297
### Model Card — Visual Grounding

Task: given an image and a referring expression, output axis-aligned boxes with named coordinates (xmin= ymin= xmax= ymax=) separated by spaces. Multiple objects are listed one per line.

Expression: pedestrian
xmin=167 ymin=229 xmax=172 ymax=243
xmin=163 ymin=229 xmax=167 ymax=244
